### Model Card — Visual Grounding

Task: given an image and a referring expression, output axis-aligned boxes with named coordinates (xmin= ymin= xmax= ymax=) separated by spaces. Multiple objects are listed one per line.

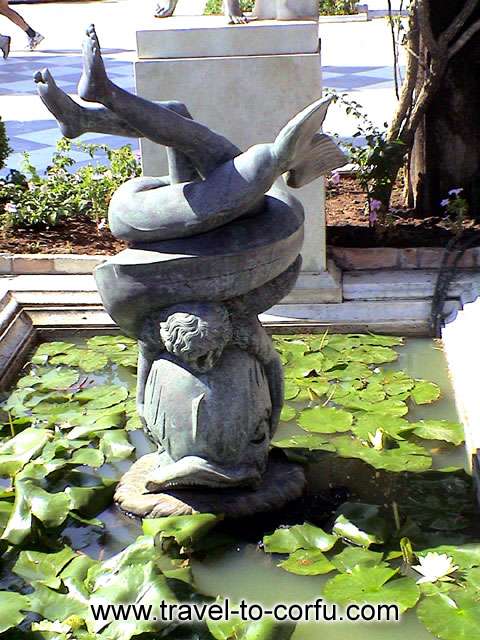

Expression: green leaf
xmin=71 ymin=448 xmax=105 ymax=468
xmin=125 ymin=414 xmax=143 ymax=431
xmin=411 ymin=380 xmax=441 ymax=404
xmin=51 ymin=349 xmax=109 ymax=373
xmin=29 ymin=483 xmax=72 ymax=528
xmin=34 ymin=342 xmax=75 ymax=358
xmin=142 ymin=514 xmax=220 ymax=548
xmin=283 ymin=379 xmax=300 ymax=400
xmin=0 ymin=427 xmax=51 ymax=475
xmin=324 ymin=565 xmax=419 ymax=612
xmin=330 ymin=547 xmax=385 ymax=573
xmin=412 ymin=420 xmax=465 ymax=445
xmin=336 ymin=396 xmax=408 ymax=416
xmin=332 ymin=503 xmax=387 ymax=547
xmin=13 ymin=547 xmax=78 ymax=588
xmin=417 ymin=589 xmax=480 ymax=640
xmin=208 ymin=615 xmax=295 ymax=640
xmin=0 ymin=591 xmax=30 ymax=633
xmin=280 ymin=405 xmax=297 ymax=422
xmin=75 ymin=384 xmax=129 ymax=409
xmin=263 ymin=523 xmax=337 ymax=553
xmin=100 ymin=431 xmax=134 ymax=461
xmin=298 ymin=406 xmax=353 ymax=434
xmin=333 ymin=435 xmax=432 ymax=472
xmin=272 ymin=434 xmax=336 ymax=452
xmin=278 ymin=549 xmax=335 ymax=575
xmin=352 ymin=414 xmax=413 ymax=441
xmin=38 ymin=368 xmax=79 ymax=391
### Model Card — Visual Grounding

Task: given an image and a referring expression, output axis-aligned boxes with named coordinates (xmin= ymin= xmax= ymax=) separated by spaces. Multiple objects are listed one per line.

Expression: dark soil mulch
xmin=2 ymin=176 xmax=480 ymax=255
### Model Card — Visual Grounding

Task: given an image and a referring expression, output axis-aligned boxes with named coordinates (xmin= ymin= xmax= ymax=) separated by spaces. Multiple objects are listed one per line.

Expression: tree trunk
xmin=410 ymin=0 xmax=480 ymax=217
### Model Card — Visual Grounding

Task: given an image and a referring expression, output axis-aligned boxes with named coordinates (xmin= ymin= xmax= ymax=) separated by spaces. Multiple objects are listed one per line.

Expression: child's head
xmin=159 ymin=302 xmax=232 ymax=372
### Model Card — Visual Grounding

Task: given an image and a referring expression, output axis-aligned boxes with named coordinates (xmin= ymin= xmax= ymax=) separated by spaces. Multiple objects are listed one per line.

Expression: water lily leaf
xmin=29 ymin=582 xmax=89 ymax=624
xmin=298 ymin=378 xmax=331 ymax=400
xmin=31 ymin=619 xmax=72 ymax=639
xmin=411 ymin=380 xmax=441 ymax=404
xmin=13 ymin=547 xmax=78 ymax=588
xmin=417 ymin=589 xmax=480 ymax=640
xmin=331 ymin=547 xmax=385 ymax=573
xmin=35 ymin=342 xmax=76 ymax=357
xmin=29 ymin=483 xmax=71 ymax=528
xmin=0 ymin=591 xmax=30 ymax=633
xmin=2 ymin=387 xmax=35 ymax=415
xmin=278 ymin=549 xmax=335 ymax=575
xmin=67 ymin=413 xmax=125 ymax=440
xmin=51 ymin=349 xmax=109 ymax=373
xmin=272 ymin=434 xmax=336 ymax=452
xmin=336 ymin=396 xmax=408 ymax=416
xmin=71 ymin=448 xmax=105 ymax=468
xmin=208 ymin=615 xmax=295 ymax=640
xmin=284 ymin=380 xmax=300 ymax=400
xmin=279 ymin=405 xmax=297 ymax=422
xmin=298 ymin=407 xmax=353 ymax=433
xmin=0 ymin=427 xmax=51 ymax=475
xmin=38 ymin=368 xmax=79 ymax=391
xmin=341 ymin=345 xmax=398 ymax=365
xmin=66 ymin=481 xmax=115 ymax=516
xmin=333 ymin=503 xmax=387 ymax=547
xmin=285 ymin=352 xmax=325 ymax=378
xmin=125 ymin=414 xmax=143 ymax=431
xmin=143 ymin=514 xmax=220 ymax=548
xmin=263 ymin=523 xmax=337 ymax=553
xmin=381 ymin=371 xmax=415 ymax=396
xmin=87 ymin=335 xmax=136 ymax=349
xmin=323 ymin=565 xmax=419 ymax=612
xmin=100 ymin=431 xmax=134 ymax=461
xmin=333 ymin=435 xmax=432 ymax=472
xmin=352 ymin=414 xmax=413 ymax=441
xmin=110 ymin=351 xmax=138 ymax=369
xmin=75 ymin=385 xmax=129 ymax=409
xmin=412 ymin=420 xmax=465 ymax=445
xmin=327 ymin=362 xmax=373 ymax=381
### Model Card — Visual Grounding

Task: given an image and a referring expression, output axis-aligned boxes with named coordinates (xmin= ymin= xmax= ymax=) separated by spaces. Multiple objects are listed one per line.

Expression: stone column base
xmin=282 ymin=260 xmax=343 ymax=303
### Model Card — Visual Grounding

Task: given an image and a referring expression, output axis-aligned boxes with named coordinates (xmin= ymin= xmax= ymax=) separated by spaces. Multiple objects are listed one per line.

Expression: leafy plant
xmin=0 ymin=114 xmax=11 ymax=171
xmin=0 ymin=138 xmax=140 ymax=231
xmin=205 ymin=0 xmax=255 ymax=14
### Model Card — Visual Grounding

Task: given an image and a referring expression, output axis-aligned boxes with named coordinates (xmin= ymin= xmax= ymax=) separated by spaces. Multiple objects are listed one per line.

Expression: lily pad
xmin=332 ymin=503 xmax=387 ymax=547
xmin=278 ymin=549 xmax=335 ymax=575
xmin=142 ymin=514 xmax=220 ymax=548
xmin=34 ymin=342 xmax=75 ymax=358
xmin=100 ymin=430 xmax=134 ymax=461
xmin=352 ymin=414 xmax=413 ymax=441
xmin=411 ymin=380 xmax=441 ymax=405
xmin=417 ymin=589 xmax=480 ymax=640
xmin=323 ymin=565 xmax=419 ymax=612
xmin=280 ymin=405 xmax=297 ymax=422
xmin=0 ymin=427 xmax=51 ymax=475
xmin=284 ymin=380 xmax=300 ymax=400
xmin=412 ymin=420 xmax=465 ymax=445
xmin=333 ymin=435 xmax=432 ymax=472
xmin=331 ymin=547 xmax=385 ymax=573
xmin=13 ymin=547 xmax=78 ymax=588
xmin=298 ymin=407 xmax=353 ymax=434
xmin=51 ymin=349 xmax=109 ymax=373
xmin=272 ymin=434 xmax=336 ymax=452
xmin=70 ymin=448 xmax=105 ymax=468
xmin=0 ymin=591 xmax=30 ymax=633
xmin=38 ymin=368 xmax=79 ymax=391
xmin=75 ymin=384 xmax=129 ymax=409
xmin=263 ymin=523 xmax=337 ymax=554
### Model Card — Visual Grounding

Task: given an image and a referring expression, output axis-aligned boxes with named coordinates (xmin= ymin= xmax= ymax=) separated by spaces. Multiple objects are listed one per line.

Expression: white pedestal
xmin=135 ymin=16 xmax=342 ymax=303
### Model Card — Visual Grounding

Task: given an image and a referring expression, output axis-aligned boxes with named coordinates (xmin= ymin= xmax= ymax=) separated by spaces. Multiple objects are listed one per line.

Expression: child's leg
xmin=78 ymin=25 xmax=241 ymax=178
xmin=35 ymin=69 xmax=199 ymax=184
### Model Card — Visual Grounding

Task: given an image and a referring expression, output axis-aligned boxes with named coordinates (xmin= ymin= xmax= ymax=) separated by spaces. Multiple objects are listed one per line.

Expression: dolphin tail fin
xmin=273 ymin=96 xmax=347 ymax=187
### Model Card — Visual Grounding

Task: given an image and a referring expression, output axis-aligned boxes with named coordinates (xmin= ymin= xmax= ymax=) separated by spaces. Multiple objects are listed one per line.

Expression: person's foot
xmin=78 ymin=24 xmax=111 ymax=104
xmin=34 ymin=68 xmax=85 ymax=138
xmin=27 ymin=32 xmax=44 ymax=51
xmin=154 ymin=0 xmax=178 ymax=18
xmin=0 ymin=35 xmax=11 ymax=60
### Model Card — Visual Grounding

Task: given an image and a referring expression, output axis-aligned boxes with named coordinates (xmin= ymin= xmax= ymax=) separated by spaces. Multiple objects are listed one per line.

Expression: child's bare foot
xmin=78 ymin=24 xmax=111 ymax=104
xmin=34 ymin=68 xmax=85 ymax=139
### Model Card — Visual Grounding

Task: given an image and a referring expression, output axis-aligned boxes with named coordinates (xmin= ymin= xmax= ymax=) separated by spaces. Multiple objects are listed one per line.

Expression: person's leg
xmin=78 ymin=25 xmax=241 ymax=178
xmin=0 ymin=0 xmax=43 ymax=48
xmin=0 ymin=33 xmax=10 ymax=59
xmin=35 ymin=68 xmax=199 ymax=184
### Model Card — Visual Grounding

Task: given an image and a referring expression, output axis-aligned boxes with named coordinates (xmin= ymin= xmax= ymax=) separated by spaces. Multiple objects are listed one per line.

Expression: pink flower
xmin=97 ymin=218 xmax=107 ymax=230
xmin=330 ymin=171 xmax=341 ymax=186
xmin=440 ymin=199 xmax=450 ymax=208
xmin=4 ymin=203 xmax=17 ymax=214
xmin=369 ymin=209 xmax=378 ymax=225
xmin=448 ymin=188 xmax=463 ymax=197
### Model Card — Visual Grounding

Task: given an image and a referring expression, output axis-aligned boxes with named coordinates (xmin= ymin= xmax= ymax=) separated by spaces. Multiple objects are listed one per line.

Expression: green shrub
xmin=0 ymin=116 xmax=11 ymax=171
xmin=205 ymin=1 xmax=358 ymax=16
xmin=0 ymin=138 xmax=141 ymax=231
xmin=205 ymin=0 xmax=255 ymax=14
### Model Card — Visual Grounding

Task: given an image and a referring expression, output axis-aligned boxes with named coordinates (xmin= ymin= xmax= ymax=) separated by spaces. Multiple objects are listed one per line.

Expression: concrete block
xmin=137 ymin=16 xmax=319 ymax=58
xmin=12 ymin=255 xmax=54 ymax=275
xmin=398 ymin=247 xmax=418 ymax=269
xmin=0 ymin=254 xmax=12 ymax=275
xmin=53 ymin=255 xmax=106 ymax=274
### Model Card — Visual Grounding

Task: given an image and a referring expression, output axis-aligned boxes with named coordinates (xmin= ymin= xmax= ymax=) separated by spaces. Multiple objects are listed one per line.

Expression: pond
xmin=0 ymin=333 xmax=478 ymax=640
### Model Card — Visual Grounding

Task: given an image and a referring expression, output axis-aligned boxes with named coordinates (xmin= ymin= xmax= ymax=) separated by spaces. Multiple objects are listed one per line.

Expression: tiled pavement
xmin=1 ymin=49 xmax=398 ymax=175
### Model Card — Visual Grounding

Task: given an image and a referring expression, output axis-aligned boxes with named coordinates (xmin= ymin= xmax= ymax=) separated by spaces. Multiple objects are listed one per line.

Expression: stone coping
xmin=1 ymin=247 xmax=480 ymax=275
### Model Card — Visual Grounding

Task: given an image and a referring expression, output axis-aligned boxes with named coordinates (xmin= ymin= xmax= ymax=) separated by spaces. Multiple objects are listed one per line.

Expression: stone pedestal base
xmin=115 ymin=452 xmax=307 ymax=518
xmin=135 ymin=17 xmax=338 ymax=300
